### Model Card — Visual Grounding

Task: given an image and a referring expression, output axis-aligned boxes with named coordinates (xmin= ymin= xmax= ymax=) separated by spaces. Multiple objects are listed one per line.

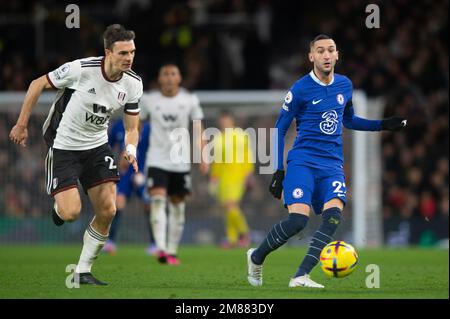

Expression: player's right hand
xmin=269 ymin=169 xmax=285 ymax=199
xmin=9 ymin=124 xmax=28 ymax=147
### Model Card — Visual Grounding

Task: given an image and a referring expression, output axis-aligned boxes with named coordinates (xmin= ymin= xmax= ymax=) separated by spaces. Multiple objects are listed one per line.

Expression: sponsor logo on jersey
xmin=320 ymin=110 xmax=339 ymax=135
xmin=86 ymin=104 xmax=111 ymax=125
xmin=92 ymin=103 xmax=107 ymax=114
xmin=292 ymin=188 xmax=303 ymax=199
xmin=162 ymin=114 xmax=178 ymax=122
xmin=85 ymin=113 xmax=110 ymax=125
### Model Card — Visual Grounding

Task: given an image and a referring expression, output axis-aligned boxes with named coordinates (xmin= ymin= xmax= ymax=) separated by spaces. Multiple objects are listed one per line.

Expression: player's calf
xmin=251 ymin=213 xmax=309 ymax=265
xmin=294 ymin=207 xmax=342 ymax=277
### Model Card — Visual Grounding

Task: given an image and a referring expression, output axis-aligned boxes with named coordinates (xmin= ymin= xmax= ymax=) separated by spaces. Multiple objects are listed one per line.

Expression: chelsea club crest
xmin=336 ymin=94 xmax=345 ymax=105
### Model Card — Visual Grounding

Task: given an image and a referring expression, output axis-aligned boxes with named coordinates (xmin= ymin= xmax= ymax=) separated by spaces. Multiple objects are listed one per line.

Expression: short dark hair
xmin=219 ymin=109 xmax=234 ymax=118
xmin=103 ymin=24 xmax=135 ymax=50
xmin=160 ymin=62 xmax=179 ymax=70
xmin=310 ymin=34 xmax=333 ymax=49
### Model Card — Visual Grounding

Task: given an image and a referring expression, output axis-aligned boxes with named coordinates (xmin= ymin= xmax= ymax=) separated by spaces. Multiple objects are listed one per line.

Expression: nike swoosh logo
xmin=312 ymin=99 xmax=323 ymax=105
xmin=272 ymin=181 xmax=277 ymax=187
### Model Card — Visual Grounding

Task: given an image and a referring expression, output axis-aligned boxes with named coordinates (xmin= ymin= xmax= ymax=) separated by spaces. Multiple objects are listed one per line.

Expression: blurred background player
xmin=140 ymin=63 xmax=209 ymax=265
xmin=102 ymin=118 xmax=157 ymax=256
xmin=247 ymin=35 xmax=407 ymax=288
xmin=209 ymin=110 xmax=254 ymax=249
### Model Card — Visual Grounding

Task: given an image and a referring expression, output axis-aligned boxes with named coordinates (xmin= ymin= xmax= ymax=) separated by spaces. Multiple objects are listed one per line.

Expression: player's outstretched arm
xmin=9 ymin=75 xmax=54 ymax=147
xmin=123 ymin=113 xmax=139 ymax=172
xmin=343 ymin=100 xmax=407 ymax=131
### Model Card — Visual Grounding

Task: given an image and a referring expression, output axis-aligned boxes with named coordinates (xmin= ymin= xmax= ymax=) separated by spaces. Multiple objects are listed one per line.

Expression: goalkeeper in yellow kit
xmin=209 ymin=111 xmax=254 ymax=248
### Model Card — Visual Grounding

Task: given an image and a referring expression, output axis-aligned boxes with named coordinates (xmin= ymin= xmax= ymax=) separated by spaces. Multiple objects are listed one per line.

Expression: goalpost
xmin=0 ymin=90 xmax=384 ymax=247
xmin=352 ymin=91 xmax=385 ymax=248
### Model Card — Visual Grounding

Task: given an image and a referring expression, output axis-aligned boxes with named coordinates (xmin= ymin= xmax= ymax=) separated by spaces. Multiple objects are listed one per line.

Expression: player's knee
xmin=322 ymin=207 xmax=342 ymax=226
xmin=60 ymin=206 xmax=81 ymax=222
xmin=104 ymin=205 xmax=117 ymax=220
xmin=288 ymin=213 xmax=309 ymax=233
xmin=98 ymin=201 xmax=116 ymax=220
xmin=169 ymin=195 xmax=184 ymax=204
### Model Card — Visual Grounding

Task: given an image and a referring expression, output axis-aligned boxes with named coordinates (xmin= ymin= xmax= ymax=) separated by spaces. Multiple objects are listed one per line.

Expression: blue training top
xmin=274 ymin=70 xmax=382 ymax=171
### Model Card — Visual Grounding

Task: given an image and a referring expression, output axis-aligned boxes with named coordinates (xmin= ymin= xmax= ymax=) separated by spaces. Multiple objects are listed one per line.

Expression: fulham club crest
xmin=118 ymin=92 xmax=126 ymax=102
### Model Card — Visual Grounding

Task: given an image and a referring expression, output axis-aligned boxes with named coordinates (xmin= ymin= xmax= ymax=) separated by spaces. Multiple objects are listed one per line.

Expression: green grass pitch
xmin=0 ymin=245 xmax=448 ymax=299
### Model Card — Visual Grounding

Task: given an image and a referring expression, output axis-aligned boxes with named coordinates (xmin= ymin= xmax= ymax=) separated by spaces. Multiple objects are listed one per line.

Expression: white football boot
xmin=289 ymin=274 xmax=325 ymax=288
xmin=247 ymin=248 xmax=263 ymax=286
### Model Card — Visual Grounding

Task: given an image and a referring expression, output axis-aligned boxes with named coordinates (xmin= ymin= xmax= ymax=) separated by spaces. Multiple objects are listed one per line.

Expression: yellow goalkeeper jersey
xmin=210 ymin=128 xmax=254 ymax=182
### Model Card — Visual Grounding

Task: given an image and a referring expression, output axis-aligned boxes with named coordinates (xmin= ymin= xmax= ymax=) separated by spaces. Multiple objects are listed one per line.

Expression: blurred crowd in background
xmin=0 ymin=0 xmax=448 ymax=246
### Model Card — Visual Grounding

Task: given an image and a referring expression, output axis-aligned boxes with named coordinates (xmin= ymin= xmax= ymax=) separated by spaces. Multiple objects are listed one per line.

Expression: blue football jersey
xmin=274 ymin=71 xmax=381 ymax=171
xmin=108 ymin=119 xmax=150 ymax=172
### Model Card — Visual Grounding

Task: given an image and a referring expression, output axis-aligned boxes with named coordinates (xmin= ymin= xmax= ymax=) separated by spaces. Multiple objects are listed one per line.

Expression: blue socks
xmin=295 ymin=207 xmax=342 ymax=277
xmin=251 ymin=213 xmax=309 ymax=265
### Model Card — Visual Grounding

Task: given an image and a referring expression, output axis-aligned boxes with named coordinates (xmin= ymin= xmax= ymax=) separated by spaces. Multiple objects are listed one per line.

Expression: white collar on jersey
xmin=309 ymin=70 xmax=335 ymax=86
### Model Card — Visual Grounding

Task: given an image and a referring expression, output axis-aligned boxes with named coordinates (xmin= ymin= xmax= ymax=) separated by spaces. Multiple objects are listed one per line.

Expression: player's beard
xmin=319 ymin=63 xmax=334 ymax=76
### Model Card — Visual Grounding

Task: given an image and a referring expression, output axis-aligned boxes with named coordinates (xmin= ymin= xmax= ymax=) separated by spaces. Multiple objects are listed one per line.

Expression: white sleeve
xmin=138 ymin=94 xmax=149 ymax=121
xmin=46 ymin=60 xmax=81 ymax=89
xmin=124 ymin=80 xmax=143 ymax=115
xmin=190 ymin=94 xmax=204 ymax=120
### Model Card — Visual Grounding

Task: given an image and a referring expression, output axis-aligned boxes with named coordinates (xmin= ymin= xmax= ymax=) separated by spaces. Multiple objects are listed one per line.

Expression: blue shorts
xmin=283 ymin=163 xmax=347 ymax=214
xmin=117 ymin=169 xmax=150 ymax=203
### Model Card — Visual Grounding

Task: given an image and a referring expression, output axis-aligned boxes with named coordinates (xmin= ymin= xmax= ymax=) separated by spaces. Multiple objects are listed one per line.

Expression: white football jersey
xmin=140 ymin=89 xmax=204 ymax=172
xmin=43 ymin=56 xmax=143 ymax=150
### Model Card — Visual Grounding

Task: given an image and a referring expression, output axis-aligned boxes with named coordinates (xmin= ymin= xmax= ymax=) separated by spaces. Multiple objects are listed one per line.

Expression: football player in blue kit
xmin=103 ymin=118 xmax=157 ymax=255
xmin=247 ymin=34 xmax=407 ymax=288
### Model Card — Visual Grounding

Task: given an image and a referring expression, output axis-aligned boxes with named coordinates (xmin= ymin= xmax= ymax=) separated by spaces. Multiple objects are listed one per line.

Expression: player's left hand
xmin=124 ymin=152 xmax=138 ymax=173
xmin=381 ymin=117 xmax=407 ymax=131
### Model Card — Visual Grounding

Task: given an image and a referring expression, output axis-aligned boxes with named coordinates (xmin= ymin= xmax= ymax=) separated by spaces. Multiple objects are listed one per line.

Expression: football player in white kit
xmin=9 ymin=24 xmax=143 ymax=285
xmin=140 ymin=64 xmax=208 ymax=265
